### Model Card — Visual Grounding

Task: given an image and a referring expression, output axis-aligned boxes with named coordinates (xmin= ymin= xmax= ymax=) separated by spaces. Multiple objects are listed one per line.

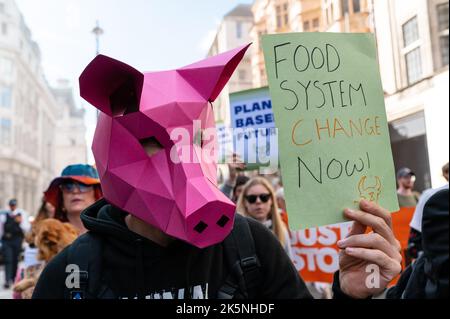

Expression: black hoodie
xmin=32 ymin=199 xmax=313 ymax=299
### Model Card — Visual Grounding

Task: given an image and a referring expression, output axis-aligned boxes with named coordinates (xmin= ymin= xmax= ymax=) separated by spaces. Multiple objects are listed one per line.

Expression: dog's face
xmin=80 ymin=45 xmax=250 ymax=248
xmin=35 ymin=219 xmax=78 ymax=262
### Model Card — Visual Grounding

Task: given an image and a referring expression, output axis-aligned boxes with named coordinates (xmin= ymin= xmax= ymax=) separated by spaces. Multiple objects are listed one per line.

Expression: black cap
xmin=397 ymin=167 xmax=415 ymax=179
xmin=8 ymin=199 xmax=17 ymax=206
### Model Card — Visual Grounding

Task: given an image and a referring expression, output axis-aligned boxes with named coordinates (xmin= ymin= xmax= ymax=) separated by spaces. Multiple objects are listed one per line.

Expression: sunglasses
xmin=59 ymin=182 xmax=93 ymax=194
xmin=245 ymin=194 xmax=271 ymax=204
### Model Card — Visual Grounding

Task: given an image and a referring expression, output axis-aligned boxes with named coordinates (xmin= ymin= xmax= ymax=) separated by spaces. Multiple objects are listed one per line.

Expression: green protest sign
xmin=262 ymin=32 xmax=399 ymax=230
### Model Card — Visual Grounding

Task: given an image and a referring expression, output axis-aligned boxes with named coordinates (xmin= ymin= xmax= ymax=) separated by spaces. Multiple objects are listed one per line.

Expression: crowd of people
xmin=0 ymin=164 xmax=102 ymax=296
xmin=0 ymin=156 xmax=447 ymax=299
xmin=0 ymin=45 xmax=447 ymax=300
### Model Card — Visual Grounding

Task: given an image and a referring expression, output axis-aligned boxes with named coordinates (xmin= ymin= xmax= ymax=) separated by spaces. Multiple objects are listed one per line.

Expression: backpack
xmin=65 ymin=214 xmax=262 ymax=299
xmin=387 ymin=188 xmax=449 ymax=299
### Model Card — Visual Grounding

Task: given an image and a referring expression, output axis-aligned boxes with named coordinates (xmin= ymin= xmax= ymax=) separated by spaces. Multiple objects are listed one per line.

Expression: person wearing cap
xmin=1 ymin=199 xmax=27 ymax=289
xmin=44 ymin=164 xmax=102 ymax=234
xmin=396 ymin=167 xmax=421 ymax=208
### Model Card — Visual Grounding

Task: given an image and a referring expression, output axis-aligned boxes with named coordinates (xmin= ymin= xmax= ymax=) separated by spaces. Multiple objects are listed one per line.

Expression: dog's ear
xmin=36 ymin=224 xmax=60 ymax=247
xmin=35 ymin=230 xmax=49 ymax=247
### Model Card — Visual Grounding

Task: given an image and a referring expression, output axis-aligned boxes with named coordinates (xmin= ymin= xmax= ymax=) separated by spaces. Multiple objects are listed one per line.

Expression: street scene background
xmin=0 ymin=0 xmax=448 ymax=299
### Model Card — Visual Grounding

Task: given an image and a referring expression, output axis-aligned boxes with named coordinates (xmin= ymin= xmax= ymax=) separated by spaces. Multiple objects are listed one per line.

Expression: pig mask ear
xmin=178 ymin=44 xmax=251 ymax=102
xmin=79 ymin=55 xmax=144 ymax=116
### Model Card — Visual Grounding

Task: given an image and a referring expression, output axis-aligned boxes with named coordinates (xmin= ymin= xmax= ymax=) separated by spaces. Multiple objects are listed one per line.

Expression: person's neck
xmin=397 ymin=187 xmax=413 ymax=196
xmin=67 ymin=213 xmax=87 ymax=235
xmin=125 ymin=214 xmax=175 ymax=247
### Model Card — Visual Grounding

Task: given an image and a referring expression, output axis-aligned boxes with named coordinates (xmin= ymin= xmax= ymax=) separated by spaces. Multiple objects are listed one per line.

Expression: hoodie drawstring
xmin=136 ymin=238 xmax=145 ymax=299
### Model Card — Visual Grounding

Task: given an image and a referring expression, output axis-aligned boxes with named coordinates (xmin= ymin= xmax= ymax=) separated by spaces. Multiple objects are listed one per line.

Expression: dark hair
xmin=443 ymin=162 xmax=449 ymax=176
xmin=25 ymin=199 xmax=53 ymax=246
xmin=54 ymin=184 xmax=103 ymax=222
xmin=232 ymin=175 xmax=250 ymax=201
xmin=35 ymin=199 xmax=52 ymax=223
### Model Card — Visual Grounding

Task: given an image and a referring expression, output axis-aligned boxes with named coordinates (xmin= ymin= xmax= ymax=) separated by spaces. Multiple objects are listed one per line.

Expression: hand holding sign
xmin=337 ymin=200 xmax=402 ymax=299
xmin=226 ymin=153 xmax=247 ymax=184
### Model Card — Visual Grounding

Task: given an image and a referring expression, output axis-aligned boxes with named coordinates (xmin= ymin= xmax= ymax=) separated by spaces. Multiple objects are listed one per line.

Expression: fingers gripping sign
xmin=337 ymin=200 xmax=402 ymax=299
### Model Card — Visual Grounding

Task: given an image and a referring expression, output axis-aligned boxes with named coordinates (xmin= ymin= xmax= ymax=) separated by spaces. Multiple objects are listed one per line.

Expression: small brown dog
xmin=35 ymin=219 xmax=79 ymax=262
xmin=13 ymin=219 xmax=78 ymax=298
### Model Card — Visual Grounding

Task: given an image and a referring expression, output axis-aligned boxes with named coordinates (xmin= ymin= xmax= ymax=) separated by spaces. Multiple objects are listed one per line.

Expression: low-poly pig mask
xmin=80 ymin=44 xmax=250 ymax=248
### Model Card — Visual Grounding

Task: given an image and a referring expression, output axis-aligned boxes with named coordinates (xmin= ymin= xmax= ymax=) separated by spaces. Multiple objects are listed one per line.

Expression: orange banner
xmin=290 ymin=207 xmax=416 ymax=284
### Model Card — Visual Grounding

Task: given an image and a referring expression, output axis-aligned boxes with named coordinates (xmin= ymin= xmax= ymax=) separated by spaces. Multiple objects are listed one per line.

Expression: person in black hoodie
xmin=32 ymin=46 xmax=402 ymax=300
xmin=32 ymin=198 xmax=401 ymax=300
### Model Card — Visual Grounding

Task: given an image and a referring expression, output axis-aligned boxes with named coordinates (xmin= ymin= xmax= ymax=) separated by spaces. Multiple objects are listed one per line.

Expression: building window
xmin=1 ymin=118 xmax=12 ymax=146
xmin=438 ymin=3 xmax=449 ymax=32
xmin=0 ymin=86 xmax=12 ymax=108
xmin=283 ymin=3 xmax=289 ymax=25
xmin=403 ymin=17 xmax=419 ymax=47
xmin=1 ymin=22 xmax=7 ymax=35
xmin=276 ymin=6 xmax=282 ymax=28
xmin=402 ymin=16 xmax=423 ymax=84
xmin=236 ymin=21 xmax=243 ymax=39
xmin=304 ymin=21 xmax=310 ymax=31
xmin=276 ymin=3 xmax=289 ymax=29
xmin=313 ymin=18 xmax=320 ymax=29
xmin=437 ymin=3 xmax=449 ymax=67
xmin=405 ymin=47 xmax=423 ymax=85
xmin=440 ymin=35 xmax=449 ymax=67
xmin=0 ymin=57 xmax=13 ymax=76
xmin=0 ymin=2 xmax=4 ymax=13
xmin=341 ymin=0 xmax=349 ymax=16
xmin=330 ymin=3 xmax=334 ymax=24
xmin=352 ymin=0 xmax=361 ymax=13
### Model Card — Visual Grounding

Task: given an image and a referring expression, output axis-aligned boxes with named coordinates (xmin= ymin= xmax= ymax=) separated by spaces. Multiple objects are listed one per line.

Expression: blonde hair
xmin=237 ymin=177 xmax=288 ymax=246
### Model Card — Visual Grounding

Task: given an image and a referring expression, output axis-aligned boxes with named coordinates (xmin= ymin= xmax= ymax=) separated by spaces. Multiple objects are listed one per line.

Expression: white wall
xmin=424 ymin=71 xmax=450 ymax=187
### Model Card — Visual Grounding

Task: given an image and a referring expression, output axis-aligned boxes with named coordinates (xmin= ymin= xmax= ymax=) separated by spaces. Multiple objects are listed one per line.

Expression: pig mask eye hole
xmin=109 ymin=78 xmax=140 ymax=117
xmin=140 ymin=137 xmax=163 ymax=157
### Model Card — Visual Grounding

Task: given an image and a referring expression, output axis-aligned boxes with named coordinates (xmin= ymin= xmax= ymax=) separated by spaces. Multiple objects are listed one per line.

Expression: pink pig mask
xmin=80 ymin=44 xmax=251 ymax=248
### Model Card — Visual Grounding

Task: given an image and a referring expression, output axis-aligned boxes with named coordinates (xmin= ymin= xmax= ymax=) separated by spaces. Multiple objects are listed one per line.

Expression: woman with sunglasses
xmin=43 ymin=164 xmax=103 ymax=234
xmin=237 ymin=177 xmax=293 ymax=259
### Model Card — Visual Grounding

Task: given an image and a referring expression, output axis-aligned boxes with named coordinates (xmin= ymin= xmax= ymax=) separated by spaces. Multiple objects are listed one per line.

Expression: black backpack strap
xmin=218 ymin=214 xmax=262 ymax=299
xmin=66 ymin=232 xmax=113 ymax=299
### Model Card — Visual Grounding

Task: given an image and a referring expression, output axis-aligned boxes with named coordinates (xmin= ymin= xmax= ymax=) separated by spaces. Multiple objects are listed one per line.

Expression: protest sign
xmin=229 ymin=87 xmax=278 ymax=171
xmin=262 ymin=32 xmax=399 ymax=230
